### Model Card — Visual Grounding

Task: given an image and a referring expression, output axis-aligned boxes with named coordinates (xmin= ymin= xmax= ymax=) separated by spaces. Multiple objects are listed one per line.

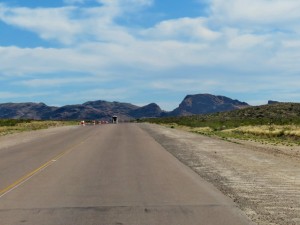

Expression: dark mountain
xmin=0 ymin=94 xmax=251 ymax=120
xmin=129 ymin=103 xmax=163 ymax=119
xmin=45 ymin=101 xmax=141 ymax=121
xmin=83 ymin=100 xmax=139 ymax=115
xmin=145 ymin=102 xmax=300 ymax=129
xmin=0 ymin=100 xmax=163 ymax=121
xmin=42 ymin=104 xmax=106 ymax=120
xmin=169 ymin=94 xmax=249 ymax=116
xmin=0 ymin=103 xmax=57 ymax=119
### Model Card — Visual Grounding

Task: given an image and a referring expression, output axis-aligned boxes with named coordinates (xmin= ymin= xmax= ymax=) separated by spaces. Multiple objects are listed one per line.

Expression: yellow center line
xmin=0 ymin=138 xmax=87 ymax=198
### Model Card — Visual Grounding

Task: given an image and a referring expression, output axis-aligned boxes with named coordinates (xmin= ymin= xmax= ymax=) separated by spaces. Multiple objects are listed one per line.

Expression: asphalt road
xmin=0 ymin=124 xmax=254 ymax=225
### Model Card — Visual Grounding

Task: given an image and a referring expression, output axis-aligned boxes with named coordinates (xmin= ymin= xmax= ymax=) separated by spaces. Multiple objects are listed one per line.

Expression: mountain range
xmin=0 ymin=94 xmax=250 ymax=121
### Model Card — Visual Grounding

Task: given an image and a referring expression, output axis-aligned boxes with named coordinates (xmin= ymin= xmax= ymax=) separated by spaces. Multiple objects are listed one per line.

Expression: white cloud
xmin=0 ymin=5 xmax=81 ymax=44
xmin=0 ymin=41 xmax=207 ymax=77
xmin=0 ymin=91 xmax=51 ymax=99
xmin=282 ymin=40 xmax=300 ymax=48
xmin=98 ymin=0 xmax=153 ymax=9
xmin=0 ymin=46 xmax=108 ymax=76
xmin=150 ymin=79 xmax=220 ymax=92
xmin=0 ymin=1 xmax=144 ymax=45
xmin=0 ymin=91 xmax=24 ymax=99
xmin=17 ymin=77 xmax=112 ymax=88
xmin=150 ymin=78 xmax=249 ymax=94
xmin=210 ymin=0 xmax=300 ymax=29
xmin=1 ymin=0 xmax=300 ymax=107
xmin=227 ymin=34 xmax=268 ymax=49
xmin=141 ymin=17 xmax=220 ymax=41
xmin=59 ymin=87 xmax=133 ymax=104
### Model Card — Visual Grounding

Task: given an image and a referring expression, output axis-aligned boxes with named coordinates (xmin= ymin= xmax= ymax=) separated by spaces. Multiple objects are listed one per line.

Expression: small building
xmin=112 ymin=115 xmax=118 ymax=124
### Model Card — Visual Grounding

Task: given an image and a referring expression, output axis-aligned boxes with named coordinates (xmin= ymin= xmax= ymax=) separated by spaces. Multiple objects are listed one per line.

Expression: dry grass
xmin=0 ymin=121 xmax=76 ymax=136
xmin=163 ymin=123 xmax=300 ymax=146
xmin=144 ymin=103 xmax=300 ymax=146
xmin=226 ymin=125 xmax=300 ymax=138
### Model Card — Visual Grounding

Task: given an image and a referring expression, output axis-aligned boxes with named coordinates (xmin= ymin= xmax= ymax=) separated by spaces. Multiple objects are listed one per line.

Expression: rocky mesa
xmin=169 ymin=94 xmax=249 ymax=116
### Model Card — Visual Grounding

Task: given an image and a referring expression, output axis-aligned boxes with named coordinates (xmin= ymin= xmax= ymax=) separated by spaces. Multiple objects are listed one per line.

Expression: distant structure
xmin=268 ymin=100 xmax=280 ymax=105
xmin=112 ymin=115 xmax=118 ymax=124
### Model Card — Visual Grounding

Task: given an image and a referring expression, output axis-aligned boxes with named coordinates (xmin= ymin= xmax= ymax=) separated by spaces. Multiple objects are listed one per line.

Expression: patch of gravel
xmin=139 ymin=123 xmax=300 ymax=225
xmin=227 ymin=138 xmax=300 ymax=159
xmin=0 ymin=126 xmax=79 ymax=151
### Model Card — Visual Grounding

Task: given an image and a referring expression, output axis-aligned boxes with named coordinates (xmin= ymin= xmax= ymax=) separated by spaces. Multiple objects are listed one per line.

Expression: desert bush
xmin=0 ymin=120 xmax=76 ymax=136
xmin=0 ymin=119 xmax=32 ymax=127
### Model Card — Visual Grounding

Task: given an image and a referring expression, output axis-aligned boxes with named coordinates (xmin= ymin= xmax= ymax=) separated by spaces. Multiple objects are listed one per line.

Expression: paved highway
xmin=0 ymin=124 xmax=254 ymax=225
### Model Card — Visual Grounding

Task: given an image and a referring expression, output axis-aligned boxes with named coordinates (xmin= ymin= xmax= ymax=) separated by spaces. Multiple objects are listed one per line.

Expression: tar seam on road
xmin=0 ymin=136 xmax=91 ymax=199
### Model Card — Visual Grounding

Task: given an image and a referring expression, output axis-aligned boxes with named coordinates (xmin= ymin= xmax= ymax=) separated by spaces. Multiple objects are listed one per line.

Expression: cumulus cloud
xmin=17 ymin=77 xmax=109 ymax=88
xmin=150 ymin=79 xmax=221 ymax=93
xmin=97 ymin=0 xmax=153 ymax=9
xmin=0 ymin=40 xmax=209 ymax=77
xmin=1 ymin=0 xmax=300 ymax=107
xmin=0 ymin=5 xmax=81 ymax=44
xmin=0 ymin=91 xmax=52 ymax=99
xmin=54 ymin=87 xmax=133 ymax=105
xmin=0 ymin=0 xmax=298 ymax=75
xmin=227 ymin=34 xmax=267 ymax=49
xmin=0 ymin=1 xmax=148 ymax=45
xmin=209 ymin=0 xmax=300 ymax=29
xmin=141 ymin=17 xmax=220 ymax=41
xmin=0 ymin=45 xmax=119 ymax=77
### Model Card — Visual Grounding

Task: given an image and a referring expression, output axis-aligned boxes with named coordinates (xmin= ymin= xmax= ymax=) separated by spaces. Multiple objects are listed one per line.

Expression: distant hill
xmin=219 ymin=102 xmax=300 ymax=122
xmin=0 ymin=100 xmax=163 ymax=121
xmin=0 ymin=94 xmax=252 ymax=120
xmin=129 ymin=103 xmax=163 ymax=118
xmin=42 ymin=101 xmax=164 ymax=121
xmin=169 ymin=94 xmax=249 ymax=116
xmin=42 ymin=104 xmax=110 ymax=121
xmin=145 ymin=102 xmax=300 ymax=128
xmin=0 ymin=103 xmax=57 ymax=120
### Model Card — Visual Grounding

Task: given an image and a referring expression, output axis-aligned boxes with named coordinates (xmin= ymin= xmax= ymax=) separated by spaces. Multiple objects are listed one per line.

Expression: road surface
xmin=0 ymin=124 xmax=253 ymax=225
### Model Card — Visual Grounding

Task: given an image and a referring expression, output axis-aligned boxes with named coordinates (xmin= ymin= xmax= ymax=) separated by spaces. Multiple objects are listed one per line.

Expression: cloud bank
xmin=0 ymin=0 xmax=300 ymax=109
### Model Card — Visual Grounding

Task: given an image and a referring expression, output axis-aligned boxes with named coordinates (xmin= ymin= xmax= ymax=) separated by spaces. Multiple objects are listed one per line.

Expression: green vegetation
xmin=143 ymin=103 xmax=300 ymax=146
xmin=0 ymin=119 xmax=77 ymax=136
xmin=0 ymin=119 xmax=33 ymax=127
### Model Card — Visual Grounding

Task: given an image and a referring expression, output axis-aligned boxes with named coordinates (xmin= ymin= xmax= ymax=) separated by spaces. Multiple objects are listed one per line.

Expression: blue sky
xmin=1 ymin=0 xmax=300 ymax=110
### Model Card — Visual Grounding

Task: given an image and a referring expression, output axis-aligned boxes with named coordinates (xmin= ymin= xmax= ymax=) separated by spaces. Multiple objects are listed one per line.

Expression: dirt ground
xmin=139 ymin=123 xmax=300 ymax=225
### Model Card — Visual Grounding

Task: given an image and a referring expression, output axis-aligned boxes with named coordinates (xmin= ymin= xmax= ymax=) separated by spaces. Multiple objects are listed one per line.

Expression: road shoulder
xmin=139 ymin=123 xmax=300 ymax=225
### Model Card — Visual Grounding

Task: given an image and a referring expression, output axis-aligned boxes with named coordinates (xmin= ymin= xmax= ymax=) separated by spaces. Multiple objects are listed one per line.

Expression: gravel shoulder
xmin=139 ymin=123 xmax=300 ymax=225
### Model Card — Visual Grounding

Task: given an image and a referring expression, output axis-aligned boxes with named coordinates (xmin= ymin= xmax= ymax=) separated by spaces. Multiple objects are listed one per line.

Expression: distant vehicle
xmin=112 ymin=115 xmax=118 ymax=124
xmin=80 ymin=121 xmax=85 ymax=126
